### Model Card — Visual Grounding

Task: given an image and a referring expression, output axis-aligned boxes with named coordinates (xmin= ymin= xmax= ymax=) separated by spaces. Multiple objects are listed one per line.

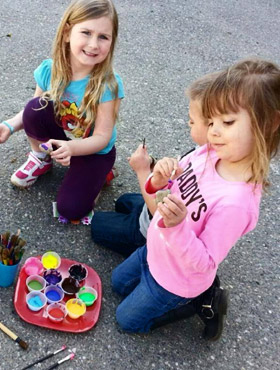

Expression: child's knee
xmin=115 ymin=304 xmax=138 ymax=333
xmin=115 ymin=303 xmax=149 ymax=333
xmin=57 ymin=199 xmax=83 ymax=220
xmin=23 ymin=97 xmax=48 ymax=121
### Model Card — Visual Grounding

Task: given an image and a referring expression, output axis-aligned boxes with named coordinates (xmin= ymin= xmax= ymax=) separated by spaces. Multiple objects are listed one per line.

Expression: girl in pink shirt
xmin=111 ymin=58 xmax=280 ymax=336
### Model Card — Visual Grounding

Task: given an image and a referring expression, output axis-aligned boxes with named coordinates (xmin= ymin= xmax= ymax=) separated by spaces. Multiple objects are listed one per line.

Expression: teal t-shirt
xmin=34 ymin=59 xmax=124 ymax=154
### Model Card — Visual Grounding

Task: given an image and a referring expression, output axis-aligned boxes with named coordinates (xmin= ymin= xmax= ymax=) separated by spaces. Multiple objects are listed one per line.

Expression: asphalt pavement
xmin=0 ymin=0 xmax=279 ymax=369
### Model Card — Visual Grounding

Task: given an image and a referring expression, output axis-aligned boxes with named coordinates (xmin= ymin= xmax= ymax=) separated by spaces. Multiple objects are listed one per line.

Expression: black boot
xmin=150 ymin=276 xmax=221 ymax=330
xmin=197 ymin=281 xmax=229 ymax=341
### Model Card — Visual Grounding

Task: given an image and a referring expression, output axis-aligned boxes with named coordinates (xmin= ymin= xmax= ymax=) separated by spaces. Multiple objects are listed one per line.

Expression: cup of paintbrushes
xmin=0 ymin=261 xmax=20 ymax=287
xmin=0 ymin=230 xmax=26 ymax=287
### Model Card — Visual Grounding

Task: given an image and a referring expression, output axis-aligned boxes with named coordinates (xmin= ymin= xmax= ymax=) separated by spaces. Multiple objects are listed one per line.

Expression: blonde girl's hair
xmin=202 ymin=58 xmax=280 ymax=189
xmin=46 ymin=0 xmax=119 ymax=131
xmin=186 ymin=71 xmax=220 ymax=101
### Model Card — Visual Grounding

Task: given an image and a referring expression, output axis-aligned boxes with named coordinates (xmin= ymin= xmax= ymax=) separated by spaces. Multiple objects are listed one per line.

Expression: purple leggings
xmin=23 ymin=97 xmax=116 ymax=220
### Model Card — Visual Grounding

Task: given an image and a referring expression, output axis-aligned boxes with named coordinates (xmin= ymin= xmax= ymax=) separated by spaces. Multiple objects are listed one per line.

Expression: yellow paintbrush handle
xmin=0 ymin=322 xmax=18 ymax=340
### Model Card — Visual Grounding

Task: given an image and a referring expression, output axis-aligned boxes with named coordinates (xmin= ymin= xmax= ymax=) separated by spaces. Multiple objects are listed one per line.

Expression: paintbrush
xmin=8 ymin=229 xmax=21 ymax=249
xmin=0 ymin=322 xmax=28 ymax=350
xmin=170 ymin=155 xmax=181 ymax=179
xmin=45 ymin=353 xmax=75 ymax=370
xmin=21 ymin=345 xmax=67 ymax=370
xmin=0 ymin=230 xmax=26 ymax=265
xmin=1 ymin=231 xmax=10 ymax=247
xmin=1 ymin=248 xmax=9 ymax=265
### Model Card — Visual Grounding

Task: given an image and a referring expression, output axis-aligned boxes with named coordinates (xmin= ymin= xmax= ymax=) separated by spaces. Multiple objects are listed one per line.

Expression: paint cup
xmin=68 ymin=264 xmax=88 ymax=285
xmin=47 ymin=302 xmax=67 ymax=323
xmin=43 ymin=269 xmax=62 ymax=286
xmin=24 ymin=257 xmax=44 ymax=276
xmin=66 ymin=298 xmax=86 ymax=319
xmin=41 ymin=251 xmax=61 ymax=270
xmin=76 ymin=286 xmax=98 ymax=307
xmin=0 ymin=261 xmax=20 ymax=287
xmin=60 ymin=277 xmax=80 ymax=295
xmin=26 ymin=291 xmax=47 ymax=312
xmin=45 ymin=284 xmax=64 ymax=304
xmin=26 ymin=274 xmax=46 ymax=292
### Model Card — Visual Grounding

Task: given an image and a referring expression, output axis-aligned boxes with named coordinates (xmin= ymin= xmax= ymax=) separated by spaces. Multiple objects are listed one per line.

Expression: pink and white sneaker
xmin=11 ymin=152 xmax=53 ymax=188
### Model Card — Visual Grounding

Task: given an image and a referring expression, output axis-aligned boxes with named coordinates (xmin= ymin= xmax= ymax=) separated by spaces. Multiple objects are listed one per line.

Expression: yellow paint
xmin=66 ymin=299 xmax=86 ymax=319
xmin=42 ymin=255 xmax=58 ymax=269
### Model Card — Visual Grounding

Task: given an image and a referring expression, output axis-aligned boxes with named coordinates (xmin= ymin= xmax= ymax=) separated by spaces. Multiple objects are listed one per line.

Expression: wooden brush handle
xmin=0 ymin=322 xmax=17 ymax=340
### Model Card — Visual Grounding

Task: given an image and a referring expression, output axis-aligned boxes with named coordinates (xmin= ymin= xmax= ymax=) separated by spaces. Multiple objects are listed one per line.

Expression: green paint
xmin=79 ymin=292 xmax=95 ymax=304
xmin=28 ymin=280 xmax=43 ymax=290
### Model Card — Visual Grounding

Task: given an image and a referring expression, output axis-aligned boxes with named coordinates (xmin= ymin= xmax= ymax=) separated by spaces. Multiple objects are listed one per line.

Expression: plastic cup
xmin=68 ymin=264 xmax=88 ymax=285
xmin=26 ymin=291 xmax=47 ymax=312
xmin=26 ymin=274 xmax=46 ymax=292
xmin=47 ymin=303 xmax=67 ymax=323
xmin=24 ymin=257 xmax=44 ymax=276
xmin=44 ymin=284 xmax=64 ymax=304
xmin=41 ymin=251 xmax=61 ymax=270
xmin=76 ymin=286 xmax=98 ymax=307
xmin=43 ymin=269 xmax=62 ymax=286
xmin=66 ymin=298 xmax=86 ymax=319
xmin=60 ymin=277 xmax=80 ymax=295
xmin=0 ymin=261 xmax=20 ymax=287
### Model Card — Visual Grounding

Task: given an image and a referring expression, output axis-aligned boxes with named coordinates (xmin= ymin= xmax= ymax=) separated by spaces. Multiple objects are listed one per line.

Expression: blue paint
xmin=28 ymin=296 xmax=43 ymax=307
xmin=46 ymin=289 xmax=61 ymax=302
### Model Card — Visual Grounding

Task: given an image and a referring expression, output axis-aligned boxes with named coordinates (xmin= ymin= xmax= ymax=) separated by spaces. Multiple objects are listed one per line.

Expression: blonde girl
xmin=0 ymin=0 xmax=124 ymax=222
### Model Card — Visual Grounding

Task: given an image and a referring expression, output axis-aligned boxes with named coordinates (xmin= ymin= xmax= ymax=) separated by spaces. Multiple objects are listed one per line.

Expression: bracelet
xmin=1 ymin=121 xmax=15 ymax=135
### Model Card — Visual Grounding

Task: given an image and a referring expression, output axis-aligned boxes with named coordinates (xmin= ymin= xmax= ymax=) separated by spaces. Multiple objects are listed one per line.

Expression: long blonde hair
xmin=202 ymin=58 xmax=280 ymax=189
xmin=46 ymin=0 xmax=119 ymax=131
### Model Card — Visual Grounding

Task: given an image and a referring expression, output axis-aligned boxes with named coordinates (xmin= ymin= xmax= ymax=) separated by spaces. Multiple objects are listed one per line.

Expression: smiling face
xmin=207 ymin=107 xmax=254 ymax=165
xmin=65 ymin=16 xmax=113 ymax=76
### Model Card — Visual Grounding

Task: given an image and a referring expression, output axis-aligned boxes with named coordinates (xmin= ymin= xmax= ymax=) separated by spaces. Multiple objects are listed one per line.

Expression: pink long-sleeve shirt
xmin=145 ymin=145 xmax=262 ymax=298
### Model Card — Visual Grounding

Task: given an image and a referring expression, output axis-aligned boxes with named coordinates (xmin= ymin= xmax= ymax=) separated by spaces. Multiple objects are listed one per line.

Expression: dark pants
xmin=91 ymin=193 xmax=147 ymax=256
xmin=23 ymin=97 xmax=115 ymax=219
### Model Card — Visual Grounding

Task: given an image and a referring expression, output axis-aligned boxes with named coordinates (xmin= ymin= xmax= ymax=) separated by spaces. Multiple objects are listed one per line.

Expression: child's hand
xmin=48 ymin=139 xmax=72 ymax=166
xmin=128 ymin=144 xmax=151 ymax=173
xmin=151 ymin=157 xmax=183 ymax=189
xmin=0 ymin=123 xmax=11 ymax=143
xmin=157 ymin=194 xmax=187 ymax=228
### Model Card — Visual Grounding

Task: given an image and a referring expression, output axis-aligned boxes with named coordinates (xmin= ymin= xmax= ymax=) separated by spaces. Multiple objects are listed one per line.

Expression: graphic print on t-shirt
xmin=60 ymin=100 xmax=90 ymax=140
xmin=176 ymin=161 xmax=208 ymax=222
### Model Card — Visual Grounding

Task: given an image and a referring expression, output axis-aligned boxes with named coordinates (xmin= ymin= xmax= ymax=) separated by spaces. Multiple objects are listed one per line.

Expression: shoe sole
xmin=209 ymin=289 xmax=229 ymax=342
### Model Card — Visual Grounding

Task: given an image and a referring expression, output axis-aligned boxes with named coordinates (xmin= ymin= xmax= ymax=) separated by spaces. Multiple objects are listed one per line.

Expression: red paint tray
xmin=14 ymin=257 xmax=102 ymax=333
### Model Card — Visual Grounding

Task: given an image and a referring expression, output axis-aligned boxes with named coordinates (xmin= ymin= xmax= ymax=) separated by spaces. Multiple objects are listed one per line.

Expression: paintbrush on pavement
xmin=21 ymin=345 xmax=67 ymax=370
xmin=0 ymin=321 xmax=28 ymax=350
xmin=45 ymin=352 xmax=75 ymax=370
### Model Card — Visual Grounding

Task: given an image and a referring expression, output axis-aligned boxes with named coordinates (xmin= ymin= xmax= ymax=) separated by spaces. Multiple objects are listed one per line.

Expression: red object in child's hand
xmin=105 ymin=167 xmax=118 ymax=186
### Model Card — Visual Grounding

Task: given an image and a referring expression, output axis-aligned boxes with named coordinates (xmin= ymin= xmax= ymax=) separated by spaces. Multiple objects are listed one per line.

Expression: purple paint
xmin=41 ymin=143 xmax=48 ymax=150
xmin=44 ymin=269 xmax=62 ymax=285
